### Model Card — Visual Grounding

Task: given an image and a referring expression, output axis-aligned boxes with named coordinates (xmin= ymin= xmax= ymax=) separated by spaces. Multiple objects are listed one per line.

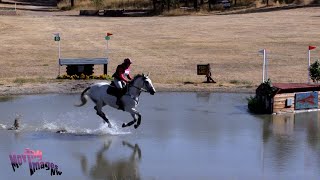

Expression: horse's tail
xmin=74 ymin=87 xmax=90 ymax=107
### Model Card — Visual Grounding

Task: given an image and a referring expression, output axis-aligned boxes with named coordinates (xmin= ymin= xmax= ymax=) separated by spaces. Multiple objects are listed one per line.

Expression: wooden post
xmin=104 ymin=64 xmax=108 ymax=75
xmin=205 ymin=64 xmax=216 ymax=83
xmin=206 ymin=64 xmax=211 ymax=83
xmin=71 ymin=0 xmax=74 ymax=7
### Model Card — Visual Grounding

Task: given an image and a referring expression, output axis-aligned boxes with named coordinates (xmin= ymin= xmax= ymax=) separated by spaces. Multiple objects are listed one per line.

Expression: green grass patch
xmin=13 ymin=77 xmax=47 ymax=84
xmin=0 ymin=96 xmax=16 ymax=102
xmin=57 ymin=74 xmax=113 ymax=80
xmin=229 ymin=80 xmax=253 ymax=85
xmin=57 ymin=0 xmax=72 ymax=10
xmin=229 ymin=80 xmax=240 ymax=84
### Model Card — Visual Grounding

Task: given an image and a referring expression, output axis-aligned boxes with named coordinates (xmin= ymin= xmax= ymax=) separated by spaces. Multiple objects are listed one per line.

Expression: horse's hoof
xmin=108 ymin=124 xmax=112 ymax=128
xmin=122 ymin=123 xmax=126 ymax=128
xmin=134 ymin=124 xmax=138 ymax=129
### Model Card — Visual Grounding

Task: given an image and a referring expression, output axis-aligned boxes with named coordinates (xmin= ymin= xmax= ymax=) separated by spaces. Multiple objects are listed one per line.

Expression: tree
xmin=310 ymin=60 xmax=320 ymax=83
xmin=193 ymin=0 xmax=198 ymax=10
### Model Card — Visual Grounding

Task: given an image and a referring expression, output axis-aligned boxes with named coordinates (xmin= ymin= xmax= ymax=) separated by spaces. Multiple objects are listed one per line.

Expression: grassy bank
xmin=1 ymin=6 xmax=320 ymax=91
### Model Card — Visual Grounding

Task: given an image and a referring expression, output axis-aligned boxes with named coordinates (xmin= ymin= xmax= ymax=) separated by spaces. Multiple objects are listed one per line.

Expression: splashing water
xmin=38 ymin=121 xmax=132 ymax=136
xmin=1 ymin=110 xmax=132 ymax=135
xmin=1 ymin=121 xmax=131 ymax=136
xmin=0 ymin=124 xmax=7 ymax=129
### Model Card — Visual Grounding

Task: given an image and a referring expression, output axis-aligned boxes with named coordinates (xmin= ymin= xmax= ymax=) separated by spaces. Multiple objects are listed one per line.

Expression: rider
xmin=112 ymin=58 xmax=133 ymax=110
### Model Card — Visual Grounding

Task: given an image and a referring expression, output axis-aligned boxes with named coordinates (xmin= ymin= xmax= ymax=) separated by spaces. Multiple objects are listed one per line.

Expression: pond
xmin=0 ymin=92 xmax=319 ymax=179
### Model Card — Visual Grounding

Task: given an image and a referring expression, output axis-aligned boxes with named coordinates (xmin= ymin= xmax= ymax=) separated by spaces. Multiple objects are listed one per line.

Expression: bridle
xmin=124 ymin=78 xmax=149 ymax=104
xmin=128 ymin=78 xmax=149 ymax=93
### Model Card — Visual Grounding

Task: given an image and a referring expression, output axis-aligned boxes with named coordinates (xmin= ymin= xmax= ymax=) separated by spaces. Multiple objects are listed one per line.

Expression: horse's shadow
xmin=75 ymin=140 xmax=142 ymax=180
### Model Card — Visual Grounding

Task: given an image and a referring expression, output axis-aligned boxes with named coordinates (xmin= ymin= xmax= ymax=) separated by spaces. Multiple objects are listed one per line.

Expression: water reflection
xmin=261 ymin=114 xmax=296 ymax=143
xmin=260 ymin=112 xmax=320 ymax=176
xmin=306 ymin=113 xmax=320 ymax=150
xmin=195 ymin=92 xmax=211 ymax=103
xmin=0 ymin=96 xmax=17 ymax=102
xmin=77 ymin=140 xmax=141 ymax=180
xmin=272 ymin=114 xmax=295 ymax=136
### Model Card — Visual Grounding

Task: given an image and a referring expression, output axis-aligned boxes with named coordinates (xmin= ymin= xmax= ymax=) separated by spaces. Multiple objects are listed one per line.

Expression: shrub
xmin=56 ymin=74 xmax=113 ymax=80
xmin=247 ymin=95 xmax=265 ymax=114
xmin=91 ymin=0 xmax=104 ymax=9
xmin=310 ymin=60 xmax=320 ymax=83
xmin=247 ymin=79 xmax=277 ymax=114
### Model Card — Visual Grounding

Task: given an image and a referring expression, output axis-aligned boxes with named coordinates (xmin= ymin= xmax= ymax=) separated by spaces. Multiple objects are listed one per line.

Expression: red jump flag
xmin=106 ymin=33 xmax=113 ymax=36
xmin=309 ymin=46 xmax=316 ymax=50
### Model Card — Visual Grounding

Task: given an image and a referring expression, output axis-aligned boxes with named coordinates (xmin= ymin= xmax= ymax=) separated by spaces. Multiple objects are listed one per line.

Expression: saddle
xmin=107 ymin=81 xmax=127 ymax=98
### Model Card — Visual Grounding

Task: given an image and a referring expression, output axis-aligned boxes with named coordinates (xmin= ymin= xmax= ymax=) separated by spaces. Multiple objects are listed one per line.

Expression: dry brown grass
xmin=1 ymin=7 xmax=320 ymax=88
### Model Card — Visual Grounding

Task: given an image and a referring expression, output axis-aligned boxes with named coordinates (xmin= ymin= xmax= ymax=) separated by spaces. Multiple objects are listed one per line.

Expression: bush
xmin=310 ymin=60 xmax=320 ymax=83
xmin=247 ymin=95 xmax=265 ymax=114
xmin=56 ymin=74 xmax=113 ymax=80
xmin=247 ymin=79 xmax=277 ymax=114
xmin=91 ymin=0 xmax=104 ymax=9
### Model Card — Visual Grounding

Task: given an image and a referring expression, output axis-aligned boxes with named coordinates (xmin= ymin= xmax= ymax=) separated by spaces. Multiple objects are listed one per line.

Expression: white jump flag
xmin=54 ymin=33 xmax=61 ymax=59
xmin=308 ymin=46 xmax=316 ymax=84
xmin=53 ymin=33 xmax=61 ymax=75
xmin=259 ymin=49 xmax=267 ymax=82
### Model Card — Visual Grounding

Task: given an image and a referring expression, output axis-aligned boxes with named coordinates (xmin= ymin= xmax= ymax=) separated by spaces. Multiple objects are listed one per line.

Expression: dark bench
xmin=59 ymin=58 xmax=109 ymax=76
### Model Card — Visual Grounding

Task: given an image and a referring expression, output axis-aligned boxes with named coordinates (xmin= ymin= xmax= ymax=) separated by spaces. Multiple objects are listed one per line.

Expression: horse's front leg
xmin=122 ymin=108 xmax=140 ymax=128
xmin=134 ymin=113 xmax=142 ymax=129
xmin=94 ymin=103 xmax=112 ymax=128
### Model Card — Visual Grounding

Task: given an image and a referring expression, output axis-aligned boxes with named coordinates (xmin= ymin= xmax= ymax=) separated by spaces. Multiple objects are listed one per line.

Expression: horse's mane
xmin=131 ymin=74 xmax=144 ymax=82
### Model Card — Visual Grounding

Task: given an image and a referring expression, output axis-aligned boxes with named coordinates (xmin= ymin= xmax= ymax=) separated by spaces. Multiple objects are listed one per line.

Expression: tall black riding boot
xmin=116 ymin=94 xmax=124 ymax=111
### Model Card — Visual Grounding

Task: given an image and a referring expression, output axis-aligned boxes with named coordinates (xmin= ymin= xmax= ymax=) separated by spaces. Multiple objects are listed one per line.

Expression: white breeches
xmin=114 ymin=78 xmax=124 ymax=89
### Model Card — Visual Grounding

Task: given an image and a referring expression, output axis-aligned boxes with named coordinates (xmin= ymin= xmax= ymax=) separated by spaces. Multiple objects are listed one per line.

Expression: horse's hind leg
xmin=122 ymin=110 xmax=138 ymax=128
xmin=122 ymin=109 xmax=141 ymax=129
xmin=94 ymin=103 xmax=112 ymax=128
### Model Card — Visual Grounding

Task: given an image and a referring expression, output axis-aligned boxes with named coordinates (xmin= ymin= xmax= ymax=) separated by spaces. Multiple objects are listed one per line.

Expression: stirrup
xmin=118 ymin=102 xmax=125 ymax=111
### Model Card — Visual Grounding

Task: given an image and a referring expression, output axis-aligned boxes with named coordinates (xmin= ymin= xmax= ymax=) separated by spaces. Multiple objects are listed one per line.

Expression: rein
xmin=128 ymin=79 xmax=148 ymax=92
xmin=129 ymin=84 xmax=148 ymax=92
xmin=124 ymin=80 xmax=147 ymax=104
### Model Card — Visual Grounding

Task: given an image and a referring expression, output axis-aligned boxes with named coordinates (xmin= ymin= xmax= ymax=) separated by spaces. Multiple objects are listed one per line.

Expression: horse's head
xmin=143 ymin=73 xmax=156 ymax=95
xmin=131 ymin=73 xmax=156 ymax=95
